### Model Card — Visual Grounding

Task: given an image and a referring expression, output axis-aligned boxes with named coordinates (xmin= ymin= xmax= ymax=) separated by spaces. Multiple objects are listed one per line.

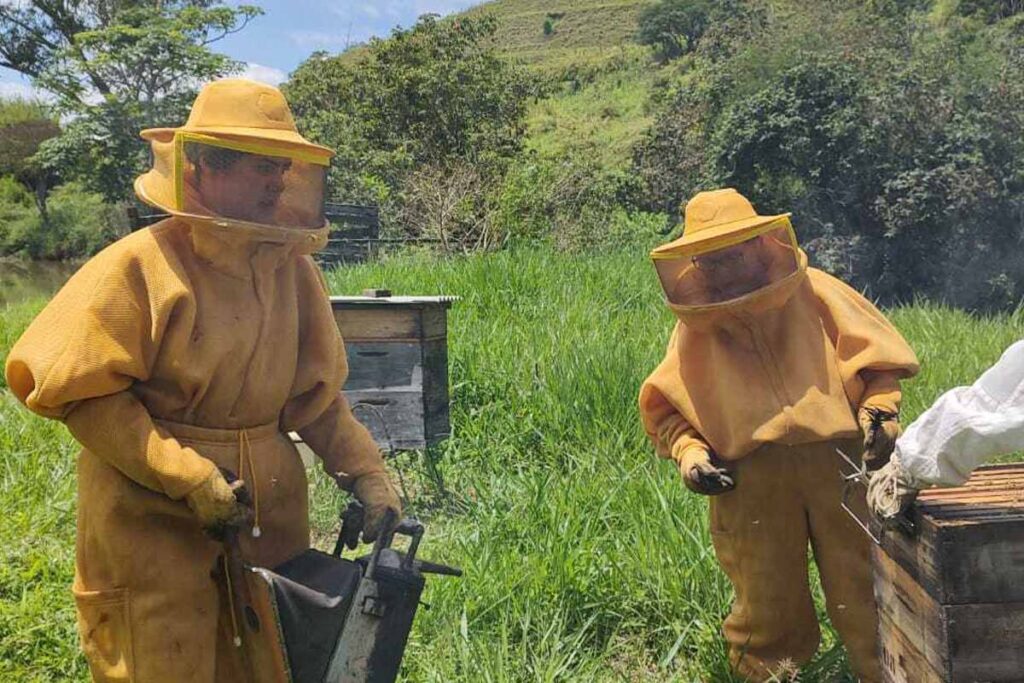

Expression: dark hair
xmin=184 ymin=142 xmax=245 ymax=172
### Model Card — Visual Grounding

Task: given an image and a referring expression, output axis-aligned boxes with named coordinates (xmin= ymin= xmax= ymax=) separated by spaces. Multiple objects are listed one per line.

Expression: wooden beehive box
xmin=330 ymin=293 xmax=456 ymax=452
xmin=872 ymin=463 xmax=1024 ymax=683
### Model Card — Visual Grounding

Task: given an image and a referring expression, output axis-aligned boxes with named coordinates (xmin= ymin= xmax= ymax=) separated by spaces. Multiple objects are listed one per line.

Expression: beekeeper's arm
xmin=284 ymin=260 xmax=401 ymax=541
xmin=897 ymin=340 xmax=1024 ymax=486
xmin=3 ymin=251 xmax=241 ymax=530
xmin=868 ymin=340 xmax=1024 ymax=520
xmin=810 ymin=269 xmax=920 ymax=467
xmin=639 ymin=328 xmax=735 ymax=495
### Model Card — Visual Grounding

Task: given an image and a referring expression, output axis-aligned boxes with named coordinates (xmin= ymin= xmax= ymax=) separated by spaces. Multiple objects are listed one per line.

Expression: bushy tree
xmin=637 ymin=0 xmax=741 ymax=59
xmin=285 ymin=14 xmax=535 ymax=244
xmin=1 ymin=1 xmax=260 ymax=202
xmin=633 ymin=3 xmax=1024 ymax=309
xmin=0 ymin=98 xmax=60 ymax=222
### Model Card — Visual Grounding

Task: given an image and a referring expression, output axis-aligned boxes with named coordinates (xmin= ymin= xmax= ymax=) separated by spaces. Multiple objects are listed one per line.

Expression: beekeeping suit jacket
xmin=4 ymin=79 xmax=391 ymax=682
xmin=896 ymin=339 xmax=1024 ymax=487
xmin=639 ymin=225 xmax=919 ymax=466
xmin=638 ymin=188 xmax=919 ymax=683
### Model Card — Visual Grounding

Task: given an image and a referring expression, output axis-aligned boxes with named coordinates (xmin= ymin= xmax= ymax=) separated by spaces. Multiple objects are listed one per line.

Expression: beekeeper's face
xmin=655 ymin=223 xmax=801 ymax=307
xmin=182 ymin=141 xmax=327 ymax=229
xmin=197 ymin=152 xmax=290 ymax=224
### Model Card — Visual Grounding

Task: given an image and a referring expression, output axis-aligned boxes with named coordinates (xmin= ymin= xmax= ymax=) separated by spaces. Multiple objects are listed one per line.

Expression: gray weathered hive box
xmin=331 ymin=293 xmax=456 ymax=452
xmin=872 ymin=463 xmax=1024 ymax=682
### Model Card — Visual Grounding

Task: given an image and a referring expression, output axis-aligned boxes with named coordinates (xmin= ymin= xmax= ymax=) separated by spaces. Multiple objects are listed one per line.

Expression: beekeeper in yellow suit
xmin=639 ymin=189 xmax=919 ymax=682
xmin=4 ymin=78 xmax=401 ymax=682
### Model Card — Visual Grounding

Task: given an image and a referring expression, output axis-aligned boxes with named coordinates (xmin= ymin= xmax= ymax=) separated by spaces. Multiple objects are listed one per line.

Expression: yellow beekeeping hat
xmin=139 ymin=78 xmax=332 ymax=156
xmin=135 ymin=78 xmax=333 ymax=221
xmin=653 ymin=188 xmax=791 ymax=258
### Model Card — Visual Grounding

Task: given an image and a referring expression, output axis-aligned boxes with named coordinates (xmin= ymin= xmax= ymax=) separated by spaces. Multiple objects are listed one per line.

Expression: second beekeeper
xmin=639 ymin=188 xmax=919 ymax=682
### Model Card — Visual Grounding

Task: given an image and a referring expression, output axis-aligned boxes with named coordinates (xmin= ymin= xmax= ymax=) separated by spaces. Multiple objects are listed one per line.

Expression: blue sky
xmin=0 ymin=0 xmax=481 ymax=100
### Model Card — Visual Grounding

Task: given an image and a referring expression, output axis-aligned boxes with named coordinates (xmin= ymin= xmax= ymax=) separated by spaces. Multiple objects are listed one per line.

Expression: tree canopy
xmin=1 ymin=0 xmax=260 ymax=201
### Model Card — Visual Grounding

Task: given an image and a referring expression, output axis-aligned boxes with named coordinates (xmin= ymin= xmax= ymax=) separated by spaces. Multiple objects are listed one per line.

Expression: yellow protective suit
xmin=4 ymin=80 xmax=395 ymax=682
xmin=639 ymin=189 xmax=919 ymax=682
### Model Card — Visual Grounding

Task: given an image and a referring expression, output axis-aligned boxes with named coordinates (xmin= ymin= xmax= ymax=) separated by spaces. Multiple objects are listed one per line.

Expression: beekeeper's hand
xmin=352 ymin=472 xmax=402 ymax=543
xmin=678 ymin=446 xmax=735 ymax=496
xmin=867 ymin=455 xmax=919 ymax=523
xmin=185 ymin=468 xmax=250 ymax=538
xmin=859 ymin=405 xmax=900 ymax=470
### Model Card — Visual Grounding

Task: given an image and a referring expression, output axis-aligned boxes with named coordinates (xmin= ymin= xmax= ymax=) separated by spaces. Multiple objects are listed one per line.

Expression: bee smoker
xmin=225 ymin=501 xmax=461 ymax=683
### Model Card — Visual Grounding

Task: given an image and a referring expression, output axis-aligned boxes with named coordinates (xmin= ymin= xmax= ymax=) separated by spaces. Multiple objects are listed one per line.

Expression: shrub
xmin=632 ymin=4 xmax=1024 ymax=309
xmin=0 ymin=176 xmax=37 ymax=255
xmin=487 ymin=153 xmax=656 ymax=250
xmin=0 ymin=177 xmax=124 ymax=259
xmin=286 ymin=14 xmax=534 ymax=211
xmin=393 ymin=161 xmax=495 ymax=252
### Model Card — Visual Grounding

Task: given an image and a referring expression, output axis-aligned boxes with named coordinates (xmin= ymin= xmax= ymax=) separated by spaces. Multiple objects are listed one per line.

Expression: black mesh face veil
xmin=653 ymin=223 xmax=800 ymax=307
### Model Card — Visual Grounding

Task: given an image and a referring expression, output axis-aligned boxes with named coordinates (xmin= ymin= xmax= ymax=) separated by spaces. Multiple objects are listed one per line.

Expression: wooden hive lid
xmin=329 ymin=295 xmax=458 ymax=308
xmin=916 ymin=463 xmax=1024 ymax=524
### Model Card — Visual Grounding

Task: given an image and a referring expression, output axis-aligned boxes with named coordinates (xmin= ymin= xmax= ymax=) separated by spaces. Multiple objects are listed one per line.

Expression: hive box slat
xmin=878 ymin=612 xmax=946 ymax=683
xmin=873 ymin=463 xmax=1024 ymax=682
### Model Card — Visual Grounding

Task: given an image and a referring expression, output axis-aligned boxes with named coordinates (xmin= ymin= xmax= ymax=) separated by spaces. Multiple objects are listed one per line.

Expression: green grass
xmin=465 ymin=0 xmax=655 ymax=69
xmin=524 ymin=47 xmax=655 ymax=168
xmin=4 ymin=247 xmax=1024 ymax=681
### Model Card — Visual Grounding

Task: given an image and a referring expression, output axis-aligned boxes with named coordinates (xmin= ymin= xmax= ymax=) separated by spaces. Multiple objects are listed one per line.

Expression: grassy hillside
xmin=523 ymin=50 xmax=655 ymax=168
xmin=4 ymin=247 xmax=1024 ymax=681
xmin=464 ymin=0 xmax=655 ymax=71
xmin=462 ymin=0 xmax=659 ymax=170
xmin=324 ymin=0 xmax=659 ymax=175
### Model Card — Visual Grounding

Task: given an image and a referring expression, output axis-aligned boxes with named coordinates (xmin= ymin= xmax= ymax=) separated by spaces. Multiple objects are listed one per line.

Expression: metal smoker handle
xmin=837 ymin=448 xmax=883 ymax=545
xmin=364 ymin=509 xmax=399 ymax=581
xmin=837 ymin=448 xmax=916 ymax=545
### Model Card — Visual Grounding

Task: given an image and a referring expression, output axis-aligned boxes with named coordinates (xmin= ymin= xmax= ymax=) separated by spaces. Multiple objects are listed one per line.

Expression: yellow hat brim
xmin=140 ymin=125 xmax=334 ymax=161
xmin=652 ymin=213 xmax=792 ymax=259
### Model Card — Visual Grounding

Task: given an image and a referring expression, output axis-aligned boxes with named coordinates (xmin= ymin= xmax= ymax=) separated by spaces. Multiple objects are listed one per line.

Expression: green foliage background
xmin=632 ymin=0 xmax=1024 ymax=309
xmin=6 ymin=0 xmax=1021 ymax=310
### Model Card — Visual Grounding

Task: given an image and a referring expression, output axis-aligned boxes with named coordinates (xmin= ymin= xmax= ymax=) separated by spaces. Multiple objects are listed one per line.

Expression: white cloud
xmin=238 ymin=63 xmax=287 ymax=86
xmin=333 ymin=2 xmax=399 ymax=20
xmin=288 ymin=30 xmax=354 ymax=49
xmin=359 ymin=3 xmax=381 ymax=19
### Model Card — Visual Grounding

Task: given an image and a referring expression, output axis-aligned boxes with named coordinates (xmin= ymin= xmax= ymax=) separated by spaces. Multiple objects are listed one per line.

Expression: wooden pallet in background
xmin=318 ymin=203 xmax=380 ymax=267
xmin=127 ymin=202 xmax=384 ymax=268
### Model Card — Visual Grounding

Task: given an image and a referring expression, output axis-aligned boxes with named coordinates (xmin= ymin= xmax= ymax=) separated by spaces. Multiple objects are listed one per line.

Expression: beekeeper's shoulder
xmin=75 ymin=217 xmax=193 ymax=298
xmin=805 ymin=267 xmax=876 ymax=310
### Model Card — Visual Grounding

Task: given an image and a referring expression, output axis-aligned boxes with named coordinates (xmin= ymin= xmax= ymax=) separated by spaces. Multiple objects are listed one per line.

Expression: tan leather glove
xmin=185 ymin=468 xmax=250 ymax=538
xmin=867 ymin=455 xmax=919 ymax=522
xmin=352 ymin=472 xmax=402 ymax=543
xmin=859 ymin=405 xmax=900 ymax=470
xmin=678 ymin=445 xmax=735 ymax=496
